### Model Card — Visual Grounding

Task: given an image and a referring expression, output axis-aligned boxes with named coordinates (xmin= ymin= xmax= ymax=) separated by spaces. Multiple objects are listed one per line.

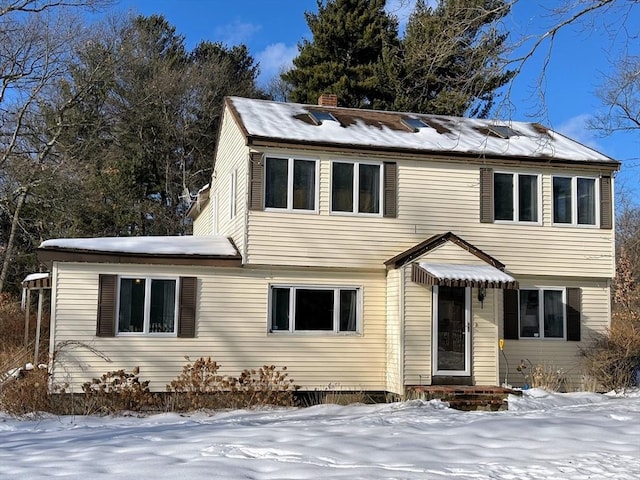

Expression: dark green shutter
xmin=566 ymin=287 xmax=581 ymax=341
xmin=178 ymin=277 xmax=197 ymax=338
xmin=248 ymin=152 xmax=264 ymax=211
xmin=96 ymin=274 xmax=117 ymax=337
xmin=600 ymin=176 xmax=612 ymax=230
xmin=480 ymin=168 xmax=494 ymax=223
xmin=503 ymin=289 xmax=519 ymax=340
xmin=383 ymin=162 xmax=398 ymax=218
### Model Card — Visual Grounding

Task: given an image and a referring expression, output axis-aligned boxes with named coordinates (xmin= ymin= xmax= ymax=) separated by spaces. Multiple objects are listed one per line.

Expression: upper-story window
xmin=331 ymin=161 xmax=382 ymax=215
xmin=265 ymin=156 xmax=318 ymax=211
xmin=553 ymin=176 xmax=598 ymax=226
xmin=493 ymin=172 xmax=540 ymax=223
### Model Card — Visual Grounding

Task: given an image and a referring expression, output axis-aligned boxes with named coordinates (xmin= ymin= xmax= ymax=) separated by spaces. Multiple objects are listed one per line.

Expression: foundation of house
xmin=406 ymin=385 xmax=521 ymax=411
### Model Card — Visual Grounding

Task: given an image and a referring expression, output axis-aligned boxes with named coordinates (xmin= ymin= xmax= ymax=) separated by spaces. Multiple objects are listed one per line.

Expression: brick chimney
xmin=318 ymin=93 xmax=338 ymax=107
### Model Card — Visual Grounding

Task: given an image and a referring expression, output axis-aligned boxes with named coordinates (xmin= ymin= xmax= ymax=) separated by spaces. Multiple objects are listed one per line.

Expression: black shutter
xmin=96 ymin=274 xmax=117 ymax=337
xmin=566 ymin=287 xmax=581 ymax=341
xmin=600 ymin=176 xmax=612 ymax=230
xmin=383 ymin=162 xmax=398 ymax=218
xmin=480 ymin=168 xmax=494 ymax=223
xmin=248 ymin=152 xmax=264 ymax=211
xmin=178 ymin=277 xmax=197 ymax=338
xmin=503 ymin=289 xmax=519 ymax=340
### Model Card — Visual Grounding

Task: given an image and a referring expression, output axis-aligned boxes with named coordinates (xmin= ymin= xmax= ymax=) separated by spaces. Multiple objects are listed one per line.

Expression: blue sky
xmin=111 ymin=0 xmax=639 ymax=203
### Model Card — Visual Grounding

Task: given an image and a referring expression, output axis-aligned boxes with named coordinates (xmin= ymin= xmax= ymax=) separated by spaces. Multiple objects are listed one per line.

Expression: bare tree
xmin=0 ymin=0 xmax=111 ymax=293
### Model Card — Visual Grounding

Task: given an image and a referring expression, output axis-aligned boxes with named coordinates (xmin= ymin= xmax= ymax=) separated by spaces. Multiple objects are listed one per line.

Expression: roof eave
xmin=246 ymin=135 xmax=620 ymax=170
xmin=37 ymin=248 xmax=243 ymax=268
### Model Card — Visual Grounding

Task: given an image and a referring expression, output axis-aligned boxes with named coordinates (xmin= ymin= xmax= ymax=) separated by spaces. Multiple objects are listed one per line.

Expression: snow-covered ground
xmin=1 ymin=389 xmax=639 ymax=479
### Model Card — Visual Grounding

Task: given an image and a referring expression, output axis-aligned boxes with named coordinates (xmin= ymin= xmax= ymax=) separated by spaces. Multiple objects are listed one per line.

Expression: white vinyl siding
xmin=385 ymin=268 xmax=403 ymax=394
xmin=49 ymin=262 xmax=388 ymax=392
xmin=247 ymin=154 xmax=615 ymax=278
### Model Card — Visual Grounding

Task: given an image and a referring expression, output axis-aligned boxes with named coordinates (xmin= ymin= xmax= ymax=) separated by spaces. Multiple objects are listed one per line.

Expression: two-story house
xmin=38 ymin=95 xmax=620 ymax=394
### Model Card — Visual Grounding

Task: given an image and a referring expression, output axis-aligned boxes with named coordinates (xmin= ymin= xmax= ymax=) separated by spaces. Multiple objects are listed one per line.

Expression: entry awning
xmin=412 ymin=262 xmax=518 ymax=289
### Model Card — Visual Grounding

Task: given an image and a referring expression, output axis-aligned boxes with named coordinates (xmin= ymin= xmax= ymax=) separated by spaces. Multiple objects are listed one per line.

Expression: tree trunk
xmin=0 ymin=187 xmax=29 ymax=293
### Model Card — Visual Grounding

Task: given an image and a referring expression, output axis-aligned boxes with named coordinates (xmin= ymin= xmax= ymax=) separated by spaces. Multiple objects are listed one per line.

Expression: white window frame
xmin=552 ymin=175 xmax=599 ymax=227
xmin=268 ymin=285 xmax=362 ymax=334
xmin=264 ymin=156 xmax=319 ymax=213
xmin=211 ymin=193 xmax=218 ymax=235
xmin=518 ymin=287 xmax=566 ymax=340
xmin=229 ymin=169 xmax=237 ymax=220
xmin=493 ymin=171 xmax=542 ymax=225
xmin=116 ymin=276 xmax=179 ymax=336
xmin=330 ymin=160 xmax=383 ymax=216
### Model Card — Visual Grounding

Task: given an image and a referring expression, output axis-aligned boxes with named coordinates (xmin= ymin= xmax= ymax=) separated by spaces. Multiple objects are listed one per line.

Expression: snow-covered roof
xmin=22 ymin=272 xmax=50 ymax=283
xmin=418 ymin=262 xmax=516 ymax=285
xmin=39 ymin=236 xmax=239 ymax=257
xmin=227 ymin=97 xmax=618 ymax=165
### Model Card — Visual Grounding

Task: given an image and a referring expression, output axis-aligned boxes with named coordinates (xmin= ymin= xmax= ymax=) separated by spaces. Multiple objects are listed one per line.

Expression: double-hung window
xmin=553 ymin=176 xmax=598 ymax=226
xmin=331 ymin=161 xmax=382 ymax=214
xmin=493 ymin=172 xmax=540 ymax=223
xmin=270 ymin=286 xmax=360 ymax=333
xmin=117 ymin=277 xmax=178 ymax=334
xmin=265 ymin=156 xmax=317 ymax=211
xmin=519 ymin=288 xmax=565 ymax=339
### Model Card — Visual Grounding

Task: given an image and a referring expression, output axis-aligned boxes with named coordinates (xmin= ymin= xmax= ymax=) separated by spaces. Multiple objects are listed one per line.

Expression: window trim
xmin=268 ymin=284 xmax=362 ymax=334
xmin=116 ymin=275 xmax=180 ymax=336
xmin=263 ymin=155 xmax=319 ymax=213
xmin=330 ymin=160 xmax=384 ymax=216
xmin=493 ymin=171 xmax=542 ymax=225
xmin=552 ymin=175 xmax=600 ymax=227
xmin=229 ymin=169 xmax=237 ymax=220
xmin=517 ymin=287 xmax=566 ymax=340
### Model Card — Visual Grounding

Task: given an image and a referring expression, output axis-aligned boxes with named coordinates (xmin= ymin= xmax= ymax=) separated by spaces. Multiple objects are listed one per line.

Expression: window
xmin=229 ymin=170 xmax=237 ymax=219
xmin=493 ymin=172 xmax=540 ymax=223
xmin=270 ymin=286 xmax=359 ymax=333
xmin=518 ymin=288 xmax=565 ymax=339
xmin=265 ymin=156 xmax=317 ymax=211
xmin=553 ymin=176 xmax=598 ymax=226
xmin=117 ymin=277 xmax=178 ymax=334
xmin=331 ymin=161 xmax=381 ymax=214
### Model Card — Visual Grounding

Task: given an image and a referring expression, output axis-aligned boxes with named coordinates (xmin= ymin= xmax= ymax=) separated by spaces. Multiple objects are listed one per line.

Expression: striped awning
xmin=22 ymin=273 xmax=51 ymax=290
xmin=412 ymin=263 xmax=518 ymax=289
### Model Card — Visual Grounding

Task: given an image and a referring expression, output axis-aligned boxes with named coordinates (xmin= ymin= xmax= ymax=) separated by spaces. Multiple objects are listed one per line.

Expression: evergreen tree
xmin=282 ymin=0 xmax=399 ymax=109
xmin=395 ymin=0 xmax=512 ymax=117
xmin=53 ymin=14 xmax=263 ymax=237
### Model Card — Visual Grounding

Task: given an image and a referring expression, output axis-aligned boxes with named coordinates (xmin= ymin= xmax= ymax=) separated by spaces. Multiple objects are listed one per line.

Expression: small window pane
xmin=119 ymin=278 xmax=145 ymax=333
xmin=544 ymin=290 xmax=564 ymax=338
xmin=518 ymin=175 xmax=538 ymax=222
xmin=271 ymin=287 xmax=290 ymax=331
xmin=293 ymin=160 xmax=316 ymax=210
xmin=553 ymin=177 xmax=572 ymax=223
xmin=577 ymin=178 xmax=596 ymax=225
xmin=519 ymin=290 xmax=540 ymax=338
xmin=494 ymin=173 xmax=513 ymax=221
xmin=358 ymin=164 xmax=380 ymax=214
xmin=265 ymin=158 xmax=288 ymax=208
xmin=339 ymin=289 xmax=357 ymax=332
xmin=332 ymin=163 xmax=354 ymax=212
xmin=295 ymin=289 xmax=334 ymax=330
xmin=149 ymin=279 xmax=176 ymax=333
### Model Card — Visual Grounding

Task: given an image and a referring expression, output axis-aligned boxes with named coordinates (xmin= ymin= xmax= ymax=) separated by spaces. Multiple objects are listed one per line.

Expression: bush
xmin=581 ymin=312 xmax=640 ymax=391
xmin=581 ymin=248 xmax=640 ymax=391
xmin=81 ymin=367 xmax=160 ymax=414
xmin=166 ymin=357 xmax=297 ymax=411
xmin=0 ymin=366 xmax=50 ymax=415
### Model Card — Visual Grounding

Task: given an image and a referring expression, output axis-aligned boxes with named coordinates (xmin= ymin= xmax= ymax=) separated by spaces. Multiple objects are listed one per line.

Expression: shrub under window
xmin=270 ymin=286 xmax=359 ymax=333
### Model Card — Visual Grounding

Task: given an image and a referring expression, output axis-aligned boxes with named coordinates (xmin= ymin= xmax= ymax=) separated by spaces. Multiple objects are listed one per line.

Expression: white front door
xmin=432 ymin=286 xmax=471 ymax=376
